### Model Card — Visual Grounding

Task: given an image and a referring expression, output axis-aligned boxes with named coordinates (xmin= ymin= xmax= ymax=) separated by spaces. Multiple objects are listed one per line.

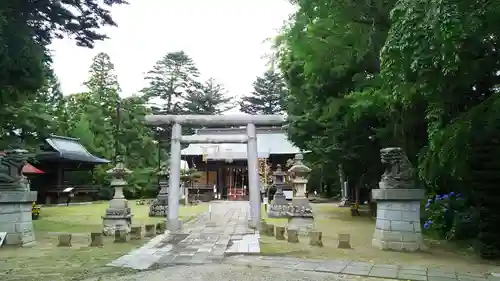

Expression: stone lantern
xmin=288 ymin=153 xmax=311 ymax=201
xmin=102 ymin=156 xmax=133 ymax=235
xmin=149 ymin=162 xmax=169 ymax=217
xmin=0 ymin=147 xmax=37 ymax=246
xmin=267 ymin=164 xmax=292 ymax=218
xmin=287 ymin=153 xmax=313 ymax=233
xmin=272 ymin=164 xmax=288 ymax=204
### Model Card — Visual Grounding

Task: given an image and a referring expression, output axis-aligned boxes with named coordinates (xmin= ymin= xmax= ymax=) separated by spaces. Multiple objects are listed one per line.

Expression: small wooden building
xmin=181 ymin=127 xmax=301 ymax=201
xmin=30 ymin=135 xmax=110 ymax=204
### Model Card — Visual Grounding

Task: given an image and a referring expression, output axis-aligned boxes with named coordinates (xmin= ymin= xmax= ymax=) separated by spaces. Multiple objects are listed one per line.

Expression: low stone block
xmin=338 ymin=233 xmax=351 ymax=249
xmin=58 ymin=233 xmax=72 ymax=247
xmin=145 ymin=224 xmax=156 ymax=237
xmin=265 ymin=223 xmax=275 ymax=236
xmin=130 ymin=226 xmax=143 ymax=240
xmin=309 ymin=230 xmax=323 ymax=247
xmin=156 ymin=222 xmax=166 ymax=234
xmin=114 ymin=229 xmax=129 ymax=243
xmin=287 ymin=228 xmax=299 ymax=243
xmin=260 ymin=220 xmax=267 ymax=231
xmin=90 ymin=232 xmax=104 ymax=247
xmin=275 ymin=226 xmax=285 ymax=240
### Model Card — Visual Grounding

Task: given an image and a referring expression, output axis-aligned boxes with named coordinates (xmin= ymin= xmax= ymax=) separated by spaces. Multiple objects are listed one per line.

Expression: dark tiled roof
xmin=36 ymin=135 xmax=110 ymax=164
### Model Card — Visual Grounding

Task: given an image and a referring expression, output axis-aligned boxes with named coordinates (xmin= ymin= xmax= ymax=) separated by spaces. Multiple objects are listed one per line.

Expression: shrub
xmin=423 ymin=192 xmax=467 ymax=239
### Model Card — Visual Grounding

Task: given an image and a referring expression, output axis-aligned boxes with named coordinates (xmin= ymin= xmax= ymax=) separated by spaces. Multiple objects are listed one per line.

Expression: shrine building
xmin=181 ymin=126 xmax=300 ymax=201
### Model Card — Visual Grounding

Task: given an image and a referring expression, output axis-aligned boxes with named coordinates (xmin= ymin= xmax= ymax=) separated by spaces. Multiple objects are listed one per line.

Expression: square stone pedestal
xmin=149 ymin=194 xmax=168 ymax=217
xmin=267 ymin=191 xmax=290 ymax=218
xmin=371 ymin=188 xmax=425 ymax=252
xmin=102 ymin=208 xmax=132 ymax=236
xmin=287 ymin=198 xmax=314 ymax=235
xmin=267 ymin=203 xmax=289 ymax=218
xmin=149 ymin=181 xmax=168 ymax=217
xmin=0 ymin=190 xmax=37 ymax=246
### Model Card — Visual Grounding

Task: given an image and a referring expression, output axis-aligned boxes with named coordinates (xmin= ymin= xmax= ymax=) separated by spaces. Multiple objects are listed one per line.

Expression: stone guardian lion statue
xmin=379 ymin=147 xmax=415 ymax=189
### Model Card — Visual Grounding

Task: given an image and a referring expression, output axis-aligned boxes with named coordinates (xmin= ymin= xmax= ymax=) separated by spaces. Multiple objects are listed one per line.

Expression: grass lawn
xmin=260 ymin=203 xmax=500 ymax=274
xmin=0 ymin=200 xmax=208 ymax=281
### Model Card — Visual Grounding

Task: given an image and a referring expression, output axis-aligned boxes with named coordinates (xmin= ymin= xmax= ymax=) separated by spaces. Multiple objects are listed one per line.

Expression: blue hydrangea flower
xmin=424 ymin=223 xmax=429 ymax=229
xmin=443 ymin=194 xmax=449 ymax=200
xmin=450 ymin=192 xmax=455 ymax=196
xmin=425 ymin=203 xmax=430 ymax=210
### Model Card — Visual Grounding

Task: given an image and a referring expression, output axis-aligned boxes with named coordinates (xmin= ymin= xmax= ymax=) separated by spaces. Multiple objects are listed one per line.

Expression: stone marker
xmin=156 ymin=222 xmax=166 ymax=234
xmin=309 ymin=230 xmax=323 ymax=247
xmin=114 ymin=229 xmax=129 ymax=243
xmin=338 ymin=233 xmax=351 ymax=249
xmin=265 ymin=223 xmax=275 ymax=236
xmin=287 ymin=228 xmax=299 ymax=243
xmin=130 ymin=226 xmax=143 ymax=240
xmin=372 ymin=147 xmax=425 ymax=252
xmin=58 ymin=233 xmax=72 ymax=247
xmin=145 ymin=224 xmax=156 ymax=237
xmin=275 ymin=225 xmax=285 ymax=240
xmin=90 ymin=232 xmax=104 ymax=247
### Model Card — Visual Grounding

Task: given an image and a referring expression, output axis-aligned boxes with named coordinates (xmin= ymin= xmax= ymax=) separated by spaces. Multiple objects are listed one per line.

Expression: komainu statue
xmin=0 ymin=149 xmax=28 ymax=185
xmin=379 ymin=147 xmax=414 ymax=189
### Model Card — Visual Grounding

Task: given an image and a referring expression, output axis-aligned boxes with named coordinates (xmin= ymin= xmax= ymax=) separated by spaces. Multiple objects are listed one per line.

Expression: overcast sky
xmin=49 ymin=0 xmax=295 ymax=100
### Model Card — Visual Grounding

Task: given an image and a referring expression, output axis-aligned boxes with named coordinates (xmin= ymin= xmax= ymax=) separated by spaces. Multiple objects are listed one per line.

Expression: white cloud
xmin=49 ymin=0 xmax=295 ymax=101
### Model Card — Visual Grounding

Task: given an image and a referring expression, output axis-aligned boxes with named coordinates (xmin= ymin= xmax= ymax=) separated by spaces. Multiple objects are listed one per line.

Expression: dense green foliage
xmin=275 ymin=0 xmax=500 ymax=258
xmin=0 ymin=0 xmax=127 ymax=147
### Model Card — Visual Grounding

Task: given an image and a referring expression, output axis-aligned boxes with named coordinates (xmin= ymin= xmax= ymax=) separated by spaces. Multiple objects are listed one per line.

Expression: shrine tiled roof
xmin=181 ymin=127 xmax=301 ymax=160
xmin=36 ymin=135 xmax=110 ymax=164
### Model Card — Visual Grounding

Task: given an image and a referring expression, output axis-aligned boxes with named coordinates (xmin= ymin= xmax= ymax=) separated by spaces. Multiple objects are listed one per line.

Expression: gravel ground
xmin=82 ymin=264 xmax=391 ymax=281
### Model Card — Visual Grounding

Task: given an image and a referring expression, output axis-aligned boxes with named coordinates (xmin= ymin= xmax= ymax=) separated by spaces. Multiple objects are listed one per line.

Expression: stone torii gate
xmin=145 ymin=114 xmax=286 ymax=231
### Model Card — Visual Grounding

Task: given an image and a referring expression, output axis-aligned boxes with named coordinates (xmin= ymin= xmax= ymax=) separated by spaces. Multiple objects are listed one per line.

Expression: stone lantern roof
xmin=287 ymin=153 xmax=311 ymax=177
xmin=273 ymin=164 xmax=287 ymax=184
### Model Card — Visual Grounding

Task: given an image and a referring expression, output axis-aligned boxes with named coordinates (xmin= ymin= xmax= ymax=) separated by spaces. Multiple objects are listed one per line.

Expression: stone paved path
xmin=225 ymin=255 xmax=500 ymax=281
xmin=108 ymin=201 xmax=260 ymax=270
xmin=84 ymin=263 xmax=393 ymax=281
xmin=106 ymin=201 xmax=500 ymax=281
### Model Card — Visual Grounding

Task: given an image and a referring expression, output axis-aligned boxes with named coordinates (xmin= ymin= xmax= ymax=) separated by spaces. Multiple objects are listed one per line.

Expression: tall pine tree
xmin=239 ymin=69 xmax=287 ymax=115
xmin=142 ymin=51 xmax=200 ymax=114
xmin=142 ymin=51 xmax=200 ymax=158
xmin=182 ymin=78 xmax=234 ymax=114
